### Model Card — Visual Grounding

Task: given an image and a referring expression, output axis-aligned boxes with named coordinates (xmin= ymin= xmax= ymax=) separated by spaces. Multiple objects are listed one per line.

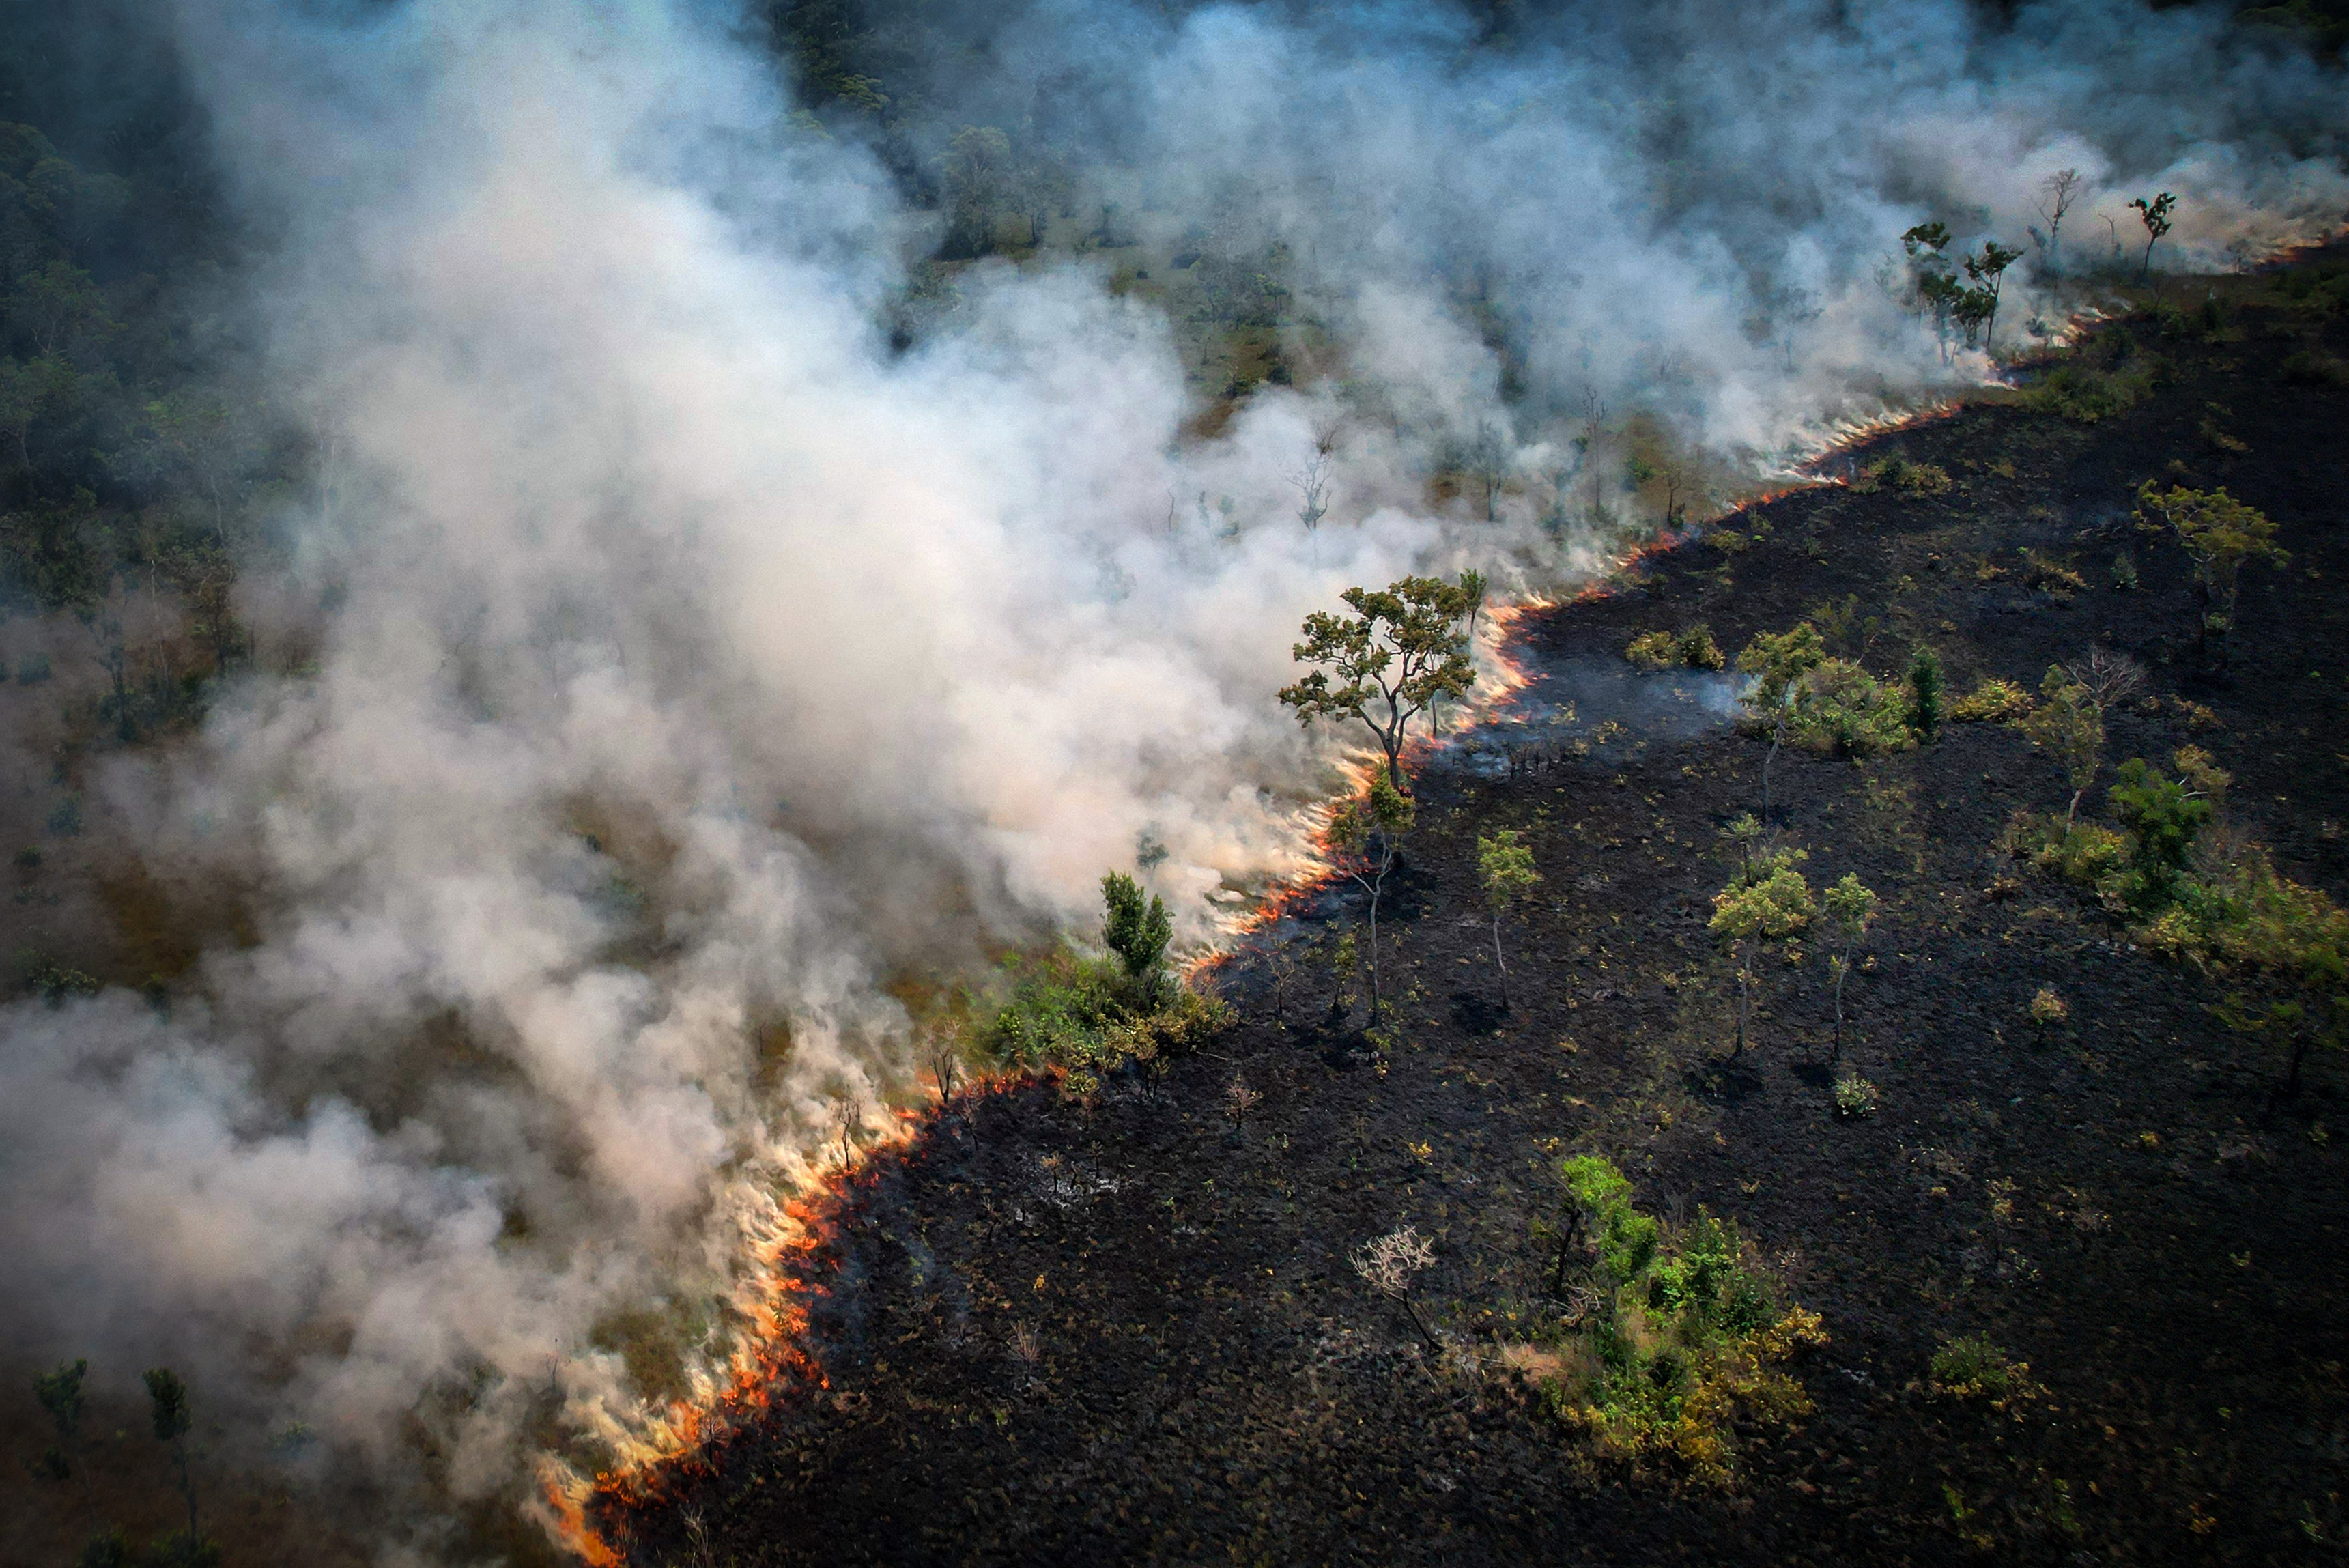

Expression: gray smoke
xmin=0 ymin=0 xmax=2338 ymax=1556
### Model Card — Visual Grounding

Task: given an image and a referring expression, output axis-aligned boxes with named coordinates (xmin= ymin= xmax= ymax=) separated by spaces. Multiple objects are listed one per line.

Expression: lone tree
xmin=2134 ymin=481 xmax=2288 ymax=662
xmin=34 ymin=1357 xmax=88 ymax=1496
xmin=1281 ymin=572 xmax=1485 ymax=790
xmin=2129 ymin=192 xmax=2177 ymax=282
xmin=1352 ymin=1223 xmax=1440 ymax=1349
xmin=1736 ymin=622 xmax=1827 ymax=821
xmin=1546 ymin=1153 xmax=1635 ymax=1297
xmin=1709 ymin=848 xmax=1816 ymax=1060
xmin=145 ymin=1366 xmax=197 ymax=1538
xmin=1961 ymin=241 xmax=2023 ymax=349
xmin=1904 ymin=223 xmax=1960 ymax=362
xmin=1476 ymin=829 xmax=1541 ymax=1010
xmin=2035 ymin=167 xmax=2085 ymax=276
xmin=1101 ymin=871 xmax=1173 ymax=999
xmin=1328 ymin=774 xmax=1416 ymax=1022
xmin=2021 ymin=668 xmax=2106 ymax=834
xmin=1907 ymin=646 xmax=1943 ymax=742
xmin=1821 ymin=873 xmax=1879 ymax=1060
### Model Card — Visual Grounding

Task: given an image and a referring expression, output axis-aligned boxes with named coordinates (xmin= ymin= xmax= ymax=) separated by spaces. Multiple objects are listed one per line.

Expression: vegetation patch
xmin=1517 ymin=1156 xmax=1825 ymax=1485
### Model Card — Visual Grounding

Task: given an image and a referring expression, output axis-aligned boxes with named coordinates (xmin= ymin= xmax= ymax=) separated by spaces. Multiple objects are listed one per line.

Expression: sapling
xmin=145 ymin=1366 xmax=197 ymax=1537
xmin=2129 ymin=193 xmax=2176 ymax=283
xmin=2020 ymin=670 xmax=2105 ymax=833
xmin=1709 ymin=855 xmax=1816 ymax=1060
xmin=2028 ymin=986 xmax=2069 ymax=1047
xmin=1737 ymin=623 xmax=1827 ymax=821
xmin=2036 ymin=168 xmax=2084 ymax=276
xmin=33 ymin=1357 xmax=88 ymax=1497
xmin=1906 ymin=646 xmax=1942 ymax=742
xmin=1822 ymin=874 xmax=1879 ymax=1060
xmin=2133 ymin=482 xmax=2287 ymax=662
xmin=1476 ymin=829 xmax=1540 ymax=1010
xmin=1328 ymin=775 xmax=1415 ymax=1022
xmin=1101 ymin=870 xmax=1173 ymax=1000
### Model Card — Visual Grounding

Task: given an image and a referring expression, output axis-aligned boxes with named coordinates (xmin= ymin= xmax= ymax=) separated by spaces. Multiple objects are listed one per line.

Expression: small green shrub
xmin=1930 ymin=1334 xmax=2028 ymax=1399
xmin=1628 ymin=625 xmax=1725 ymax=672
xmin=1853 ymin=455 xmax=1952 ymax=496
xmin=1678 ymin=624 xmax=1724 ymax=670
xmin=2023 ymin=818 xmax=2130 ymax=885
xmin=1831 ymin=1074 xmax=1879 ymax=1117
xmin=17 ymin=651 xmax=52 ymax=685
xmin=1625 ymin=630 xmax=1681 ymax=671
xmin=2109 ymin=550 xmax=2139 ymax=590
xmin=1949 ymin=677 xmax=2031 ymax=723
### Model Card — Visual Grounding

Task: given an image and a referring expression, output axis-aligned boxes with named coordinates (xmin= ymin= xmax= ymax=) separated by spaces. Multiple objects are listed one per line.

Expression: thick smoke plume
xmin=0 ymin=0 xmax=2339 ymax=1555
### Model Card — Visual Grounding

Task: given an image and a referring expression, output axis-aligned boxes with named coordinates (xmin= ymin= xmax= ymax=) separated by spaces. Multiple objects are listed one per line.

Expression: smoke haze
xmin=0 ymin=0 xmax=2340 ymax=1554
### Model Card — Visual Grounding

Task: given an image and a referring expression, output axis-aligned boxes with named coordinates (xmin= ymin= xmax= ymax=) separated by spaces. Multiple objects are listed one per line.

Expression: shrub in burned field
xmin=1850 ymin=455 xmax=1951 ymax=496
xmin=1831 ymin=1073 xmax=1879 ymax=1117
xmin=1625 ymin=623 xmax=1724 ymax=672
xmin=977 ymin=872 xmax=1229 ymax=1096
xmin=1514 ymin=1156 xmax=1825 ymax=1485
xmin=1948 ymin=676 xmax=2032 ymax=723
xmin=1929 ymin=1335 xmax=2032 ymax=1403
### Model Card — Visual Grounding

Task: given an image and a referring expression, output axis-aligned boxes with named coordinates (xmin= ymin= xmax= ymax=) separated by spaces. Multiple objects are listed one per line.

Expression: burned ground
xmin=606 ymin=274 xmax=2349 ymax=1565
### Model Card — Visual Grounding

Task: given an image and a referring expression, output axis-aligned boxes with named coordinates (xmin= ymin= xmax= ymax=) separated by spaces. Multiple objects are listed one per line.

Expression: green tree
xmin=2019 ymin=669 xmax=2105 ymax=833
xmin=2109 ymin=757 xmax=2212 ymax=907
xmin=1548 ymin=1153 xmax=1636 ymax=1296
xmin=1476 ymin=828 xmax=1540 ymax=1010
xmin=1906 ymin=646 xmax=1942 ymax=741
xmin=1961 ymin=241 xmax=2023 ymax=348
xmin=33 ymin=1356 xmax=88 ymax=1497
xmin=1100 ymin=871 xmax=1171 ymax=996
xmin=1821 ymin=874 xmax=1879 ymax=1060
xmin=1328 ymin=773 xmax=1415 ymax=1021
xmin=2134 ymin=481 xmax=2287 ymax=661
xmin=1281 ymin=572 xmax=1485 ymax=790
xmin=2129 ymin=192 xmax=2176 ymax=282
xmin=144 ymin=1367 xmax=196 ymax=1537
xmin=1709 ymin=855 xmax=1816 ymax=1060
xmin=1736 ymin=622 xmax=1827 ymax=820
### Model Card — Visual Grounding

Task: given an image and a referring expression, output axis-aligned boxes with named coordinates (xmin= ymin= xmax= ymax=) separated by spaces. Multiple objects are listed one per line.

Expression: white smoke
xmin=0 ymin=0 xmax=2339 ymax=1556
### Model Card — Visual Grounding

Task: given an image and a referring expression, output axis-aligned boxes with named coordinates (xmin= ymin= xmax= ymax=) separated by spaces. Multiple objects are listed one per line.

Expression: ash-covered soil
xmin=604 ymin=274 xmax=2349 ymax=1566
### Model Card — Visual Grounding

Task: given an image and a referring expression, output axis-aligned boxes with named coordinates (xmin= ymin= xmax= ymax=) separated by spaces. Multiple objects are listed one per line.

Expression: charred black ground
xmin=600 ymin=262 xmax=2349 ymax=1567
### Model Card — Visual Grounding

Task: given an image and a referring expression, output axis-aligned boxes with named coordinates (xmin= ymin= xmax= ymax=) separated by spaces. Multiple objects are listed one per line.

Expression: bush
xmin=1784 ymin=659 xmax=1913 ymax=756
xmin=1930 ymin=1335 xmax=2028 ymax=1400
xmin=1678 ymin=624 xmax=1724 ymax=670
xmin=2023 ymin=818 xmax=2130 ymax=886
xmin=2021 ymin=362 xmax=2154 ymax=423
xmin=977 ymin=946 xmax=1228 ymax=1096
xmin=1852 ymin=455 xmax=1951 ymax=496
xmin=1625 ymin=630 xmax=1681 ymax=671
xmin=1949 ymin=676 xmax=2031 ymax=723
xmin=1627 ymin=626 xmax=1724 ymax=672
xmin=17 ymin=651 xmax=51 ymax=685
xmin=1831 ymin=1074 xmax=1879 ymax=1117
xmin=1522 ymin=1156 xmax=1825 ymax=1484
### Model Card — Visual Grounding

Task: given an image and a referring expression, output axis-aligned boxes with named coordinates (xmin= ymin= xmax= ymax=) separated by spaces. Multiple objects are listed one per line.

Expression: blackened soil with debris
xmin=606 ymin=271 xmax=2349 ymax=1565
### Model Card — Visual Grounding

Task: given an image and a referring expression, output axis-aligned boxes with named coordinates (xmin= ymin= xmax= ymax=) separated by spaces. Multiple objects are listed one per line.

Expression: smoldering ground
xmin=0 ymin=0 xmax=2339 ymax=1558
